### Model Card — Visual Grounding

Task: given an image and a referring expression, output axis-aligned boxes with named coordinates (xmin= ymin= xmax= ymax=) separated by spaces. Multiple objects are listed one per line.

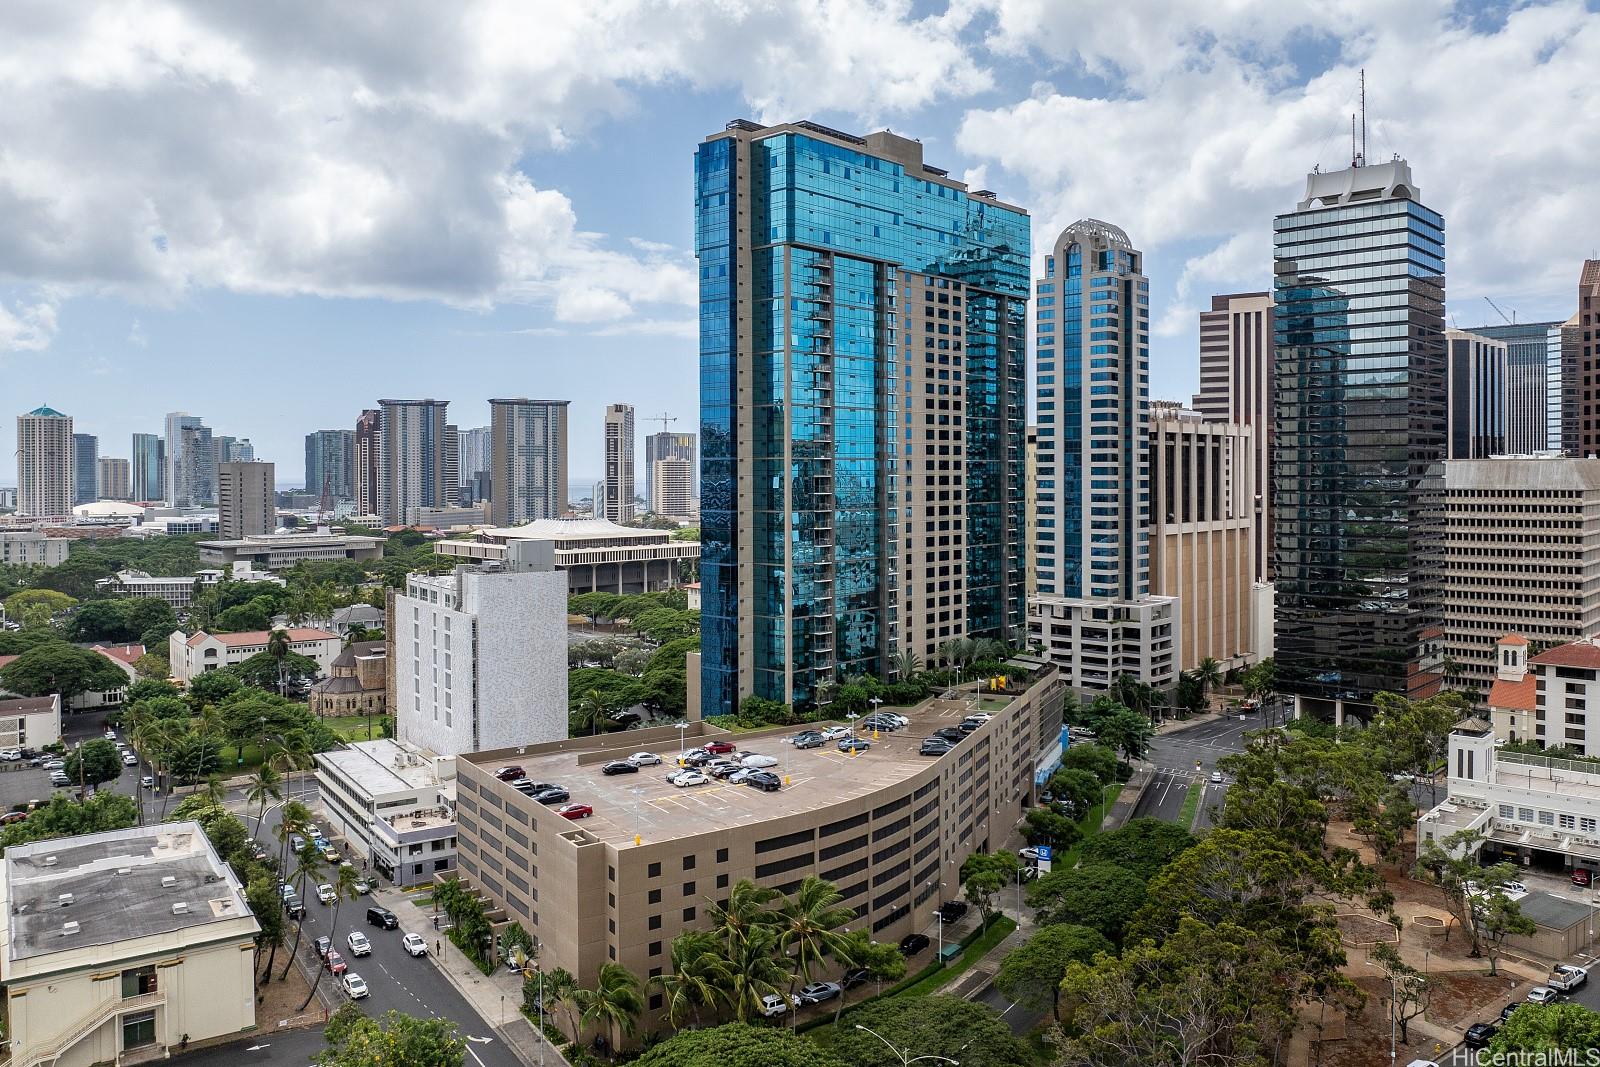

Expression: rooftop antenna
xmin=1360 ymin=68 xmax=1368 ymax=167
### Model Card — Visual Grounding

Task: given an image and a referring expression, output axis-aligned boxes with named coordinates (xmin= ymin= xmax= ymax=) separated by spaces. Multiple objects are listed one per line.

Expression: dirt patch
xmin=255 ymin=958 xmax=331 ymax=1032
xmin=1426 ymin=971 xmax=1523 ymax=1031
xmin=1336 ymin=913 xmax=1398 ymax=947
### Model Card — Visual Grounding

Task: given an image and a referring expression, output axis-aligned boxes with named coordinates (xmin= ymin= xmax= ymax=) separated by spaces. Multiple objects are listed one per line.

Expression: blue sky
xmin=3 ymin=0 xmax=1597 ymax=486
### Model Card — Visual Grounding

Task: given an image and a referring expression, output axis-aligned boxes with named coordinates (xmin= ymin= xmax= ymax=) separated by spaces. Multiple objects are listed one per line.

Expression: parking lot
xmin=0 ymin=712 xmax=151 ymax=813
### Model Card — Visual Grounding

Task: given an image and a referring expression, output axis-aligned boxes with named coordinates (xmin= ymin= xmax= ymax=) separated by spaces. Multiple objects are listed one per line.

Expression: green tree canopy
xmin=0 ymin=641 xmax=129 ymax=699
xmin=826 ymin=995 xmax=1031 ymax=1067
xmin=1078 ymin=818 xmax=1198 ymax=882
xmin=1026 ymin=863 xmax=1147 ymax=945
xmin=66 ymin=598 xmax=178 ymax=644
xmin=1093 ymin=705 xmax=1156 ymax=762
xmin=1489 ymin=1003 xmax=1600 ymax=1054
xmin=65 ymin=738 xmax=123 ymax=788
xmin=3 ymin=588 xmax=77 ymax=619
xmin=187 ymin=669 xmax=243 ymax=710
xmin=212 ymin=601 xmax=274 ymax=633
xmin=994 ymin=923 xmax=1114 ymax=1022
xmin=1046 ymin=767 xmax=1103 ymax=821
xmin=1 ymin=792 xmax=138 ymax=851
xmin=1060 ymin=743 xmax=1120 ymax=785
xmin=633 ymin=1023 xmax=844 ymax=1067
xmin=126 ymin=677 xmax=181 ymax=704
xmin=315 ymin=1006 xmax=465 ymax=1067
xmin=231 ymin=649 xmax=320 ymax=691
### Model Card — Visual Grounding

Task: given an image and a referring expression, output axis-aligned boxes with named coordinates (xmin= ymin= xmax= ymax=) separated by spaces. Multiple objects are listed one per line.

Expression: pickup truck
xmin=1547 ymin=964 xmax=1588 ymax=992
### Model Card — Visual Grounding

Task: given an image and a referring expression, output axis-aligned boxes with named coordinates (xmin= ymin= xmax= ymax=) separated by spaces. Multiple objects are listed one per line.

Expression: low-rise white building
xmin=394 ymin=564 xmax=567 ymax=756
xmin=196 ymin=531 xmax=383 ymax=569
xmin=0 ymin=531 xmax=70 ymax=567
xmin=0 ymin=695 xmax=61 ymax=750
xmin=168 ymin=627 xmax=340 ymax=682
xmin=0 ymin=823 xmax=260 ymax=1067
xmin=434 ymin=517 xmax=698 ymax=595
xmin=314 ymin=739 xmax=456 ymax=888
xmin=98 ymin=563 xmax=283 ymax=607
xmin=1027 ymin=595 xmax=1181 ymax=695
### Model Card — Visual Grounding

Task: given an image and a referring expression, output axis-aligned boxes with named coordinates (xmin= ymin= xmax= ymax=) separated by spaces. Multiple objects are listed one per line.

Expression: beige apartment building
xmin=16 ymin=406 xmax=74 ymax=519
xmin=1426 ymin=455 xmax=1600 ymax=697
xmin=1149 ymin=408 xmax=1258 ymax=673
xmin=217 ymin=460 xmax=275 ymax=538
xmin=649 ymin=457 xmax=694 ymax=520
xmin=1192 ymin=292 xmax=1273 ymax=580
xmin=97 ymin=457 xmax=132 ymax=502
xmin=453 ymin=666 xmax=1065 ymax=1043
xmin=0 ymin=823 xmax=260 ymax=1067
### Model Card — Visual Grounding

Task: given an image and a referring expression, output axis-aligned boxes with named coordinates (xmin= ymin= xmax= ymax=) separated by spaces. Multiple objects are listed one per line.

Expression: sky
xmin=2 ymin=0 xmax=1598 ymax=487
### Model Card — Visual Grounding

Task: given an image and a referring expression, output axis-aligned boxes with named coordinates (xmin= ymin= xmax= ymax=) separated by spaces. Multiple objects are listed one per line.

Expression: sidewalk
xmin=377 ymin=888 xmax=569 ymax=1067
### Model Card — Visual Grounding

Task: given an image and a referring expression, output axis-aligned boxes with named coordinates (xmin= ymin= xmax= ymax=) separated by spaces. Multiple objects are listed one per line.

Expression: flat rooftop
xmin=318 ymin=738 xmax=446 ymax=796
xmin=3 ymin=823 xmax=252 ymax=962
xmin=467 ymin=690 xmax=1016 ymax=849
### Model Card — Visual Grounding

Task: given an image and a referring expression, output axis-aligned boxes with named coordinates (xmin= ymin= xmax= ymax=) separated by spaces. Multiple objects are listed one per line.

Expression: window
xmin=1560 ymin=814 xmax=1576 ymax=830
xmin=648 ymin=862 xmax=661 ymax=878
xmin=683 ymin=881 xmax=696 ymax=897
xmin=1518 ymin=807 xmax=1535 ymax=822
xmin=1539 ymin=811 xmax=1556 ymax=826
xmin=648 ymin=889 xmax=661 ymax=905
xmin=683 ymin=855 xmax=696 ymax=871
xmin=716 ymin=873 xmax=729 ymax=889
xmin=716 ymin=847 xmax=729 ymax=863
xmin=682 ymin=906 xmax=696 ymax=922
xmin=649 ymin=915 xmax=661 ymax=930
xmin=122 ymin=1011 xmax=157 ymax=1050
xmin=121 ymin=965 xmax=157 ymax=999
xmin=649 ymin=941 xmax=662 ymax=956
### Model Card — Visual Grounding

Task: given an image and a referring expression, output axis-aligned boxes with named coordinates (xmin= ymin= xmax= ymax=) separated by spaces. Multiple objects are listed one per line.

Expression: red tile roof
xmin=1531 ymin=640 xmax=1600 ymax=670
xmin=93 ymin=644 xmax=145 ymax=666
xmin=1487 ymin=675 xmax=1536 ymax=712
xmin=1498 ymin=634 xmax=1528 ymax=646
xmin=188 ymin=628 xmax=338 ymax=648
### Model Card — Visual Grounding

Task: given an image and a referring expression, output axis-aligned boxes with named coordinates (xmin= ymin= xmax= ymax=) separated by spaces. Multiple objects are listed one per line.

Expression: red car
xmin=1574 ymin=868 xmax=1593 ymax=887
xmin=558 ymin=804 xmax=594 ymax=820
xmin=703 ymin=741 xmax=736 ymax=755
xmin=324 ymin=950 xmax=347 ymax=975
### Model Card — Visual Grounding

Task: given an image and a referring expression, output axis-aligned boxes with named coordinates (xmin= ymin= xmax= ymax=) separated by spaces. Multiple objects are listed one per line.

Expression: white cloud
xmin=0 ymin=293 xmax=59 ymax=352
xmin=127 ymin=319 xmax=148 ymax=348
xmin=0 ymin=0 xmax=993 ymax=341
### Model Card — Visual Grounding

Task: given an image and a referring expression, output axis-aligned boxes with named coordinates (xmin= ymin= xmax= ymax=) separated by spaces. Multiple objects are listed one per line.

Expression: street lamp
xmin=673 ymin=721 xmax=690 ymax=764
xmin=845 ymin=712 xmax=860 ymax=754
xmin=853 ymin=1024 xmax=959 ymax=1066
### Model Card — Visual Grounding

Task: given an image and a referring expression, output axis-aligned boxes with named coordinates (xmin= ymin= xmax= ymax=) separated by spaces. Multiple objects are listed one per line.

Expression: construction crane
xmin=1484 ymin=296 xmax=1517 ymax=325
xmin=648 ymin=412 xmax=679 ymax=435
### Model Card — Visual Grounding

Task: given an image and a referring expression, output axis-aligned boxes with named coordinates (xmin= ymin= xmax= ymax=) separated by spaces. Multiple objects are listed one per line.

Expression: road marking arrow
xmin=466 ymin=1036 xmax=494 ymax=1044
xmin=245 ymin=1044 xmax=271 ymax=1051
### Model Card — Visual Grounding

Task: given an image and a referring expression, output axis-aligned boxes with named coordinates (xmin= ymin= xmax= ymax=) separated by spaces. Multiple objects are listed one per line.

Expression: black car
xmin=743 ymin=770 xmax=782 ymax=792
xmin=609 ymin=710 xmax=642 ymax=727
xmin=1464 ymin=1022 xmax=1498 ymax=1049
xmin=1499 ymin=1003 xmax=1521 ymax=1024
xmin=937 ymin=900 xmax=968 ymax=923
xmin=366 ymin=906 xmax=399 ymax=929
xmin=707 ymin=761 xmax=744 ymax=780
xmin=601 ymin=761 xmax=639 ymax=776
xmin=933 ymin=727 xmax=965 ymax=743
xmin=534 ymin=787 xmax=570 ymax=805
xmin=958 ymin=719 xmax=982 ymax=733
xmin=681 ymin=750 xmax=715 ymax=767
xmin=841 ymin=967 xmax=870 ymax=990
xmin=284 ymin=896 xmax=306 ymax=919
xmin=899 ymin=933 xmax=931 ymax=956
xmin=920 ymin=738 xmax=954 ymax=756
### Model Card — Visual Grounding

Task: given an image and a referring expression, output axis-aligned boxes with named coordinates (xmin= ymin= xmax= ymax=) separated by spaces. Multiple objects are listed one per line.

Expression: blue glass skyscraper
xmin=695 ymin=121 xmax=1029 ymax=717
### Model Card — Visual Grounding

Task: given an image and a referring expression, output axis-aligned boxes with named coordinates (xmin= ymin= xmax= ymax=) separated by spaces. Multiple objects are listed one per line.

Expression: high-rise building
xmin=1444 ymin=328 xmax=1507 ymax=459
xmin=459 ymin=426 xmax=491 ymax=486
xmin=215 ymin=436 xmax=255 ymax=464
xmin=443 ymin=424 xmax=460 ymax=506
xmin=96 ymin=457 xmax=132 ymax=501
xmin=696 ymin=120 xmax=1029 ymax=715
xmin=1464 ymin=321 xmax=1565 ymax=455
xmin=164 ymin=412 xmax=215 ymax=508
xmin=305 ymin=429 xmax=356 ymax=502
xmin=602 ymin=404 xmax=635 ymax=525
xmin=591 ymin=480 xmax=605 ymax=519
xmin=1422 ymin=455 xmax=1600 ymax=699
xmin=1578 ymin=262 xmax=1600 ymax=457
xmin=1025 ymin=426 xmax=1038 ymax=597
xmin=131 ymin=433 xmax=164 ymax=502
xmin=650 ymin=457 xmax=694 ymax=520
xmin=217 ymin=461 xmax=276 ymax=538
xmin=1274 ymin=157 xmax=1446 ymax=715
xmin=643 ymin=431 xmax=695 ymax=511
xmin=377 ymin=399 xmax=450 ymax=526
xmin=1560 ymin=314 xmax=1581 ymax=454
xmin=488 ymin=399 xmax=568 ymax=527
xmin=1192 ymin=292 xmax=1274 ymax=579
xmin=71 ymin=433 xmax=98 ymax=505
xmin=15 ymin=406 xmax=73 ymax=517
xmin=355 ymin=409 xmax=381 ymax=517
xmin=392 ymin=564 xmax=568 ymax=756
xmin=1148 ymin=406 xmax=1257 ymax=673
xmin=1029 ymin=220 xmax=1176 ymax=693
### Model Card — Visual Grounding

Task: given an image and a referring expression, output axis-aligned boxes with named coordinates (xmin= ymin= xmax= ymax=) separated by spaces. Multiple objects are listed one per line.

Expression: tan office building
xmin=1426 ymin=455 xmax=1600 ymax=697
xmin=1192 ymin=292 xmax=1273 ymax=580
xmin=489 ymin=399 xmax=569 ymax=526
xmin=96 ymin=457 xmax=132 ymax=502
xmin=0 ymin=823 xmax=260 ymax=1067
xmin=16 ymin=405 xmax=74 ymax=518
xmin=453 ymin=667 xmax=1065 ymax=1043
xmin=217 ymin=460 xmax=274 ymax=538
xmin=1149 ymin=409 xmax=1258 ymax=672
xmin=649 ymin=457 xmax=694 ymax=520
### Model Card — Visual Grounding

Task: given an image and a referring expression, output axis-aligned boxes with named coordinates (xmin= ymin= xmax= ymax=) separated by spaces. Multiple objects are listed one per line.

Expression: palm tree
xmin=299 ymin=863 xmax=359 ymax=1009
xmin=650 ymin=932 xmax=732 ymax=1028
xmin=574 ymin=963 xmax=644 ymax=1056
xmin=725 ymin=924 xmax=792 ymax=1022
xmin=936 ymin=639 xmax=963 ymax=675
xmin=775 ymin=876 xmax=856 ymax=998
xmin=267 ymin=627 xmax=291 ymax=696
xmin=247 ymin=762 xmax=284 ymax=838
xmin=890 ymin=649 xmax=922 ymax=682
xmin=1195 ymin=656 xmax=1223 ymax=702
xmin=542 ymin=967 xmax=583 ymax=1043
xmin=279 ymin=843 xmax=326 ymax=979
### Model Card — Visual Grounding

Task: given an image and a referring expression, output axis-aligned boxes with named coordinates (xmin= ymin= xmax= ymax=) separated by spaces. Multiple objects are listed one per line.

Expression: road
xmin=1129 ymin=708 xmax=1272 ymax=828
xmin=976 ymin=979 xmax=1046 ymax=1036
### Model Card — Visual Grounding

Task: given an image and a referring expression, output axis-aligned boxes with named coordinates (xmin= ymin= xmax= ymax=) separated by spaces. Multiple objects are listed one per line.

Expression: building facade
xmin=602 ymin=404 xmax=636 ymax=525
xmin=1029 ymin=220 xmax=1177 ymax=693
xmin=71 ymin=433 xmax=98 ymax=505
xmin=168 ymin=627 xmax=340 ymax=682
xmin=313 ymin=738 xmax=455 ymax=887
xmin=217 ymin=460 xmax=275 ymax=539
xmin=1149 ymin=409 xmax=1257 ymax=673
xmin=488 ymin=399 xmax=569 ymax=526
xmin=305 ymin=429 xmax=356 ymax=503
xmin=1466 ymin=321 xmax=1564 ymax=455
xmin=1444 ymin=328 xmax=1507 ymax=459
xmin=1273 ymin=157 xmax=1447 ymax=715
xmin=215 ymin=437 xmax=254 ymax=464
xmin=131 ymin=433 xmax=164 ymax=503
xmin=96 ymin=457 xmax=131 ymax=501
xmin=0 ymin=531 xmax=70 ymax=567
xmin=355 ymin=409 xmax=381 ymax=518
xmin=453 ymin=667 xmax=1064 ymax=1042
xmin=1193 ymin=292 xmax=1275 ymax=579
xmin=437 ymin=518 xmax=698 ymax=594
xmin=164 ymin=413 xmax=215 ymax=509
xmin=650 ymin=457 xmax=694 ymax=520
xmin=196 ymin=531 xmax=383 ymax=569
xmin=443 ymin=423 xmax=461 ymax=506
xmin=644 ymin=431 xmax=695 ymax=511
xmin=1424 ymin=456 xmax=1600 ymax=696
xmin=459 ymin=426 xmax=491 ymax=487
xmin=696 ymin=120 xmax=1029 ymax=715
xmin=309 ymin=640 xmax=387 ymax=717
xmin=1577 ymin=261 xmax=1600 ymax=457
xmin=377 ymin=399 xmax=451 ymax=526
xmin=16 ymin=406 xmax=74 ymax=518
xmin=393 ymin=565 xmax=567 ymax=757
xmin=0 ymin=694 xmax=62 ymax=751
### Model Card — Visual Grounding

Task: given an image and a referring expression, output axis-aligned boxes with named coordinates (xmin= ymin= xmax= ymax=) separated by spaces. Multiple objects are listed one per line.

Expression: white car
xmin=103 ymin=730 xmax=116 ymax=740
xmin=41 ymin=759 xmax=65 ymax=770
xmin=820 ymin=726 xmax=851 ymax=740
xmin=403 ymin=933 xmax=428 ymax=957
xmin=122 ymin=752 xmax=138 ymax=766
xmin=670 ymin=771 xmax=708 ymax=788
xmin=346 ymin=931 xmax=372 ymax=957
xmin=0 ymin=749 xmax=20 ymax=762
xmin=883 ymin=712 xmax=912 ymax=727
xmin=740 ymin=754 xmax=779 ymax=768
xmin=758 ymin=992 xmax=800 ymax=1017
xmin=342 ymin=973 xmax=369 ymax=999
xmin=140 ymin=775 xmax=154 ymax=789
xmin=1499 ymin=880 xmax=1529 ymax=897
xmin=628 ymin=752 xmax=662 ymax=766
xmin=1209 ymin=771 xmax=1224 ymax=784
xmin=317 ymin=883 xmax=336 ymax=905
xmin=1019 ymin=846 xmax=1045 ymax=862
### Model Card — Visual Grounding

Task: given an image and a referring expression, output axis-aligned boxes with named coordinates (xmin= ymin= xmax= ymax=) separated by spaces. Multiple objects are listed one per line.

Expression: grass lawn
xmin=895 ymin=916 xmax=1016 ymax=998
xmin=217 ymin=743 xmax=267 ymax=774
xmin=1051 ymin=782 xmax=1122 ymax=869
xmin=979 ymin=695 xmax=1013 ymax=711
xmin=324 ymin=715 xmax=386 ymax=742
xmin=1176 ymin=780 xmax=1203 ymax=828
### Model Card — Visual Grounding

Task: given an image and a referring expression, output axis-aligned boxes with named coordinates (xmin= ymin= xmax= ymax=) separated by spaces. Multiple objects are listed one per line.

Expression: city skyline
xmin=2 ymin=3 xmax=1596 ymax=484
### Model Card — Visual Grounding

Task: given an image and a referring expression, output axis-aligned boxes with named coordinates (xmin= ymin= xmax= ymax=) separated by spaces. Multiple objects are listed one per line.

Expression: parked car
xmin=1573 ymin=868 xmax=1593 ymax=887
xmin=317 ymin=883 xmax=337 ymax=905
xmin=703 ymin=740 xmax=737 ymax=755
xmin=608 ymin=710 xmax=642 ymax=727
xmin=494 ymin=766 xmax=526 ymax=781
xmin=49 ymin=773 xmax=71 ymax=787
xmin=680 ymin=750 xmax=714 ymax=768
xmin=670 ymin=771 xmax=708 ymax=788
xmin=104 ymin=729 xmax=117 ymax=740
xmin=289 ymin=834 xmax=306 ymax=852
xmin=0 ymin=748 xmax=21 ymax=762
xmin=1463 ymin=1022 xmax=1498 ymax=1048
xmin=558 ymin=803 xmax=594 ymax=820
xmin=0 ymin=811 xmax=26 ymax=826
xmin=342 ymin=973 xmax=369 ymax=999
xmin=727 ymin=767 xmax=757 ymax=785
xmin=313 ymin=936 xmax=332 ymax=958
xmin=838 ymin=737 xmax=871 ymax=753
xmin=791 ymin=732 xmax=824 ymax=749
xmin=820 ymin=726 xmax=851 ymax=740
xmin=403 ymin=933 xmax=428 ymax=957
xmin=743 ymin=770 xmax=782 ymax=792
xmin=1210 ymin=771 xmax=1224 ymax=784
xmin=933 ymin=727 xmax=966 ymax=743
xmin=958 ymin=718 xmax=983 ymax=734
xmin=532 ymin=787 xmax=570 ymax=805
xmin=937 ymin=900 xmax=968 ymax=924
xmin=366 ymin=906 xmax=399 ymax=930
xmin=628 ymin=752 xmax=662 ymax=766
xmin=347 ymin=930 xmax=373 ymax=955
xmin=758 ymin=992 xmax=799 ymax=1017
xmin=1500 ymin=1002 xmax=1521 ymax=1024
xmin=920 ymin=738 xmax=954 ymax=756
xmin=798 ymin=981 xmax=841 ymax=1005
xmin=705 ymin=759 xmax=742 ymax=779
xmin=899 ymin=933 xmax=931 ymax=956
xmin=602 ymin=760 xmax=639 ymax=776
xmin=1019 ymin=846 xmax=1045 ymax=862
xmin=354 ymin=879 xmax=373 ymax=895
xmin=740 ymin=753 xmax=778 ymax=768
xmin=121 ymin=752 xmax=138 ymax=766
xmin=140 ymin=775 xmax=155 ymax=789
xmin=1548 ymin=964 xmax=1588 ymax=992
xmin=324 ymin=950 xmax=347 ymax=975
xmin=284 ymin=896 xmax=306 ymax=919
xmin=1526 ymin=986 xmax=1560 ymax=1005
xmin=41 ymin=759 xmax=65 ymax=770
xmin=1499 ymin=880 xmax=1529 ymax=897
xmin=841 ymin=967 xmax=870 ymax=990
